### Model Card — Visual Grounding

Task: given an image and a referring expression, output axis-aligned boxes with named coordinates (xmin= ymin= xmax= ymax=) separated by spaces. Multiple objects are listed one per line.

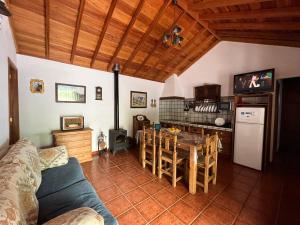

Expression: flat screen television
xmin=234 ymin=69 xmax=275 ymax=94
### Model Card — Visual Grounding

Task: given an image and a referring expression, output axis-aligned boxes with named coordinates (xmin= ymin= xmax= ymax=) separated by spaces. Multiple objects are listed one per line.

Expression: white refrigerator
xmin=234 ymin=107 xmax=265 ymax=170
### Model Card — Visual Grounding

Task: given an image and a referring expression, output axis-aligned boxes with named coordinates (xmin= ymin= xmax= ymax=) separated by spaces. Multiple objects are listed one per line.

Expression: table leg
xmin=189 ymin=146 xmax=197 ymax=194
xmin=139 ymin=134 xmax=142 ymax=163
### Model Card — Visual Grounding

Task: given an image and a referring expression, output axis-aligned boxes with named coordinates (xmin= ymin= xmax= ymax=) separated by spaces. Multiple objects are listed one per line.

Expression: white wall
xmin=178 ymin=41 xmax=300 ymax=161
xmin=179 ymin=41 xmax=300 ymax=98
xmin=17 ymin=55 xmax=163 ymax=151
xmin=0 ymin=10 xmax=17 ymax=156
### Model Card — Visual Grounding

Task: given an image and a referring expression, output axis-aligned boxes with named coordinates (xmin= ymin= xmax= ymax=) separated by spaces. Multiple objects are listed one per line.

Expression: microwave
xmin=217 ymin=102 xmax=231 ymax=111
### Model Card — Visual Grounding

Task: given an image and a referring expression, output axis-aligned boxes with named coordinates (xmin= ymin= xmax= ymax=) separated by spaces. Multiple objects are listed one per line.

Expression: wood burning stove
xmin=109 ymin=64 xmax=128 ymax=155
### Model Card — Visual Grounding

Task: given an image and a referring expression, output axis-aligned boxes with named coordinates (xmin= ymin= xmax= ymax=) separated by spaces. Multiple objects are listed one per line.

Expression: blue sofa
xmin=36 ymin=157 xmax=118 ymax=225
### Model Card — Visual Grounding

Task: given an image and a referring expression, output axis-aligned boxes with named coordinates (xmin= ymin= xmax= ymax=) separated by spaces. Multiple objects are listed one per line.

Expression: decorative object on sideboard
xmin=130 ymin=91 xmax=147 ymax=108
xmin=56 ymin=83 xmax=86 ymax=103
xmin=60 ymin=116 xmax=84 ymax=131
xmin=150 ymin=99 xmax=157 ymax=108
xmin=95 ymin=86 xmax=102 ymax=100
xmin=30 ymin=79 xmax=44 ymax=94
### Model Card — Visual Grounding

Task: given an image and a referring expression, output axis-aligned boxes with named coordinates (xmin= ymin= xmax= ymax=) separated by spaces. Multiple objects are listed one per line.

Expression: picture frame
xmin=95 ymin=86 xmax=102 ymax=100
xmin=30 ymin=79 xmax=44 ymax=94
xmin=130 ymin=91 xmax=147 ymax=108
xmin=55 ymin=83 xmax=86 ymax=103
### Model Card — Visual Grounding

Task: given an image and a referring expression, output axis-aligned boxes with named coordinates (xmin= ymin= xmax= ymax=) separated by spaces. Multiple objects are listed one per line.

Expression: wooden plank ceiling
xmin=8 ymin=0 xmax=300 ymax=82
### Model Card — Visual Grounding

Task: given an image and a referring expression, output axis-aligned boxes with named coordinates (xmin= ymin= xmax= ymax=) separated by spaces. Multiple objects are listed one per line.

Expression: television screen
xmin=234 ymin=69 xmax=274 ymax=94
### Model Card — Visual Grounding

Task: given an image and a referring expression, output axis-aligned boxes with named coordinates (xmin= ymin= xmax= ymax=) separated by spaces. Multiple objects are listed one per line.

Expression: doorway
xmin=279 ymin=77 xmax=300 ymax=151
xmin=8 ymin=58 xmax=20 ymax=145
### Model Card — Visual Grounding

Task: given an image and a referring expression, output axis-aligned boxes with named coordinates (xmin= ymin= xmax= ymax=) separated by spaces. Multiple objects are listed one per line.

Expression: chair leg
xmin=172 ymin=154 xmax=177 ymax=188
xmin=158 ymin=151 xmax=162 ymax=179
xmin=172 ymin=163 xmax=177 ymax=188
xmin=152 ymin=148 xmax=156 ymax=175
xmin=204 ymin=167 xmax=209 ymax=193
xmin=212 ymin=163 xmax=217 ymax=185
xmin=142 ymin=145 xmax=146 ymax=169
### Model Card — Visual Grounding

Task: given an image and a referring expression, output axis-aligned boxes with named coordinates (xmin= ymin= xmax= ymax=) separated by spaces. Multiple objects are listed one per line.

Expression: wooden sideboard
xmin=132 ymin=115 xmax=150 ymax=139
xmin=52 ymin=128 xmax=93 ymax=163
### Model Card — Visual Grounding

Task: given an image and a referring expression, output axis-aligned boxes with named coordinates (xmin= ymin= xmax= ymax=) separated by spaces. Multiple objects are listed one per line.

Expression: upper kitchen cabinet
xmin=194 ymin=85 xmax=221 ymax=102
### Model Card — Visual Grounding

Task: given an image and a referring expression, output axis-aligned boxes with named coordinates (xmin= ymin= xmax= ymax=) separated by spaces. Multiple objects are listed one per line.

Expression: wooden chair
xmin=196 ymin=132 xmax=219 ymax=193
xmin=141 ymin=127 xmax=156 ymax=175
xmin=158 ymin=132 xmax=185 ymax=188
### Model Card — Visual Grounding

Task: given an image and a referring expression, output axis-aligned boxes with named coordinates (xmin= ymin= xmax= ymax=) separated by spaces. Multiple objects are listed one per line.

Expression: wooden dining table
xmin=175 ymin=131 xmax=205 ymax=194
xmin=139 ymin=129 xmax=205 ymax=194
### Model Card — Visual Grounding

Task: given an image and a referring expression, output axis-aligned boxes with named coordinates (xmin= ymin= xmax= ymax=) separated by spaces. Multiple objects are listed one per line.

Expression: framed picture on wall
xmin=30 ymin=79 xmax=44 ymax=94
xmin=95 ymin=86 xmax=102 ymax=100
xmin=130 ymin=91 xmax=147 ymax=108
xmin=55 ymin=83 xmax=86 ymax=103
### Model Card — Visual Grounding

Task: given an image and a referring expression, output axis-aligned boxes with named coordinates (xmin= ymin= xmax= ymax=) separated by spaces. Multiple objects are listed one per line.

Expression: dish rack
xmin=194 ymin=102 xmax=218 ymax=113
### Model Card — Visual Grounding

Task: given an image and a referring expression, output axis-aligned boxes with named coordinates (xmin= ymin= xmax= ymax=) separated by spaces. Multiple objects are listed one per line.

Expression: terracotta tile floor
xmin=81 ymin=148 xmax=300 ymax=225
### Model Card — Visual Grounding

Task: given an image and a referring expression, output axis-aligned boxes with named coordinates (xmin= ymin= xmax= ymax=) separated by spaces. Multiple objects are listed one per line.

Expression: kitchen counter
xmin=160 ymin=120 xmax=233 ymax=132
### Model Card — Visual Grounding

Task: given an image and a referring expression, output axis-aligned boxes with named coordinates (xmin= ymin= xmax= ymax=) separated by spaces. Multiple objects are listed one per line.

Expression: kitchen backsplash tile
xmin=159 ymin=97 xmax=234 ymax=125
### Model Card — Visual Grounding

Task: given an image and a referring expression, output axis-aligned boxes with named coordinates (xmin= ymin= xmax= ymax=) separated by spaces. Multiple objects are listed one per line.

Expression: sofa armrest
xmin=43 ymin=207 xmax=104 ymax=225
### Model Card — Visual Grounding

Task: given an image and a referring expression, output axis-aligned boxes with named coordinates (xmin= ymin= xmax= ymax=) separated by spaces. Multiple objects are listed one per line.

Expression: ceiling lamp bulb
xmin=173 ymin=25 xmax=182 ymax=35
xmin=163 ymin=33 xmax=170 ymax=43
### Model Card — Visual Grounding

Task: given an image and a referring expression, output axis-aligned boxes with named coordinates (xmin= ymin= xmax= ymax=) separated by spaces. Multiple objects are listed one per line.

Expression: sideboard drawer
xmin=52 ymin=128 xmax=93 ymax=163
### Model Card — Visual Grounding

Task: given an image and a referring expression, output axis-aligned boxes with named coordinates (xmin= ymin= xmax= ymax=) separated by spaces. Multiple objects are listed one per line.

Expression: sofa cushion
xmin=0 ymin=160 xmax=39 ymax=225
xmin=38 ymin=180 xmax=118 ymax=225
xmin=43 ymin=207 xmax=104 ymax=225
xmin=38 ymin=145 xmax=69 ymax=171
xmin=36 ymin=157 xmax=85 ymax=199
xmin=0 ymin=139 xmax=42 ymax=191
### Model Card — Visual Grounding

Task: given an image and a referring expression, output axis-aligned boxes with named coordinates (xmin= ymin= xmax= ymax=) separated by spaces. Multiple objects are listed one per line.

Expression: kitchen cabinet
xmin=204 ymin=128 xmax=232 ymax=157
xmin=195 ymin=85 xmax=221 ymax=102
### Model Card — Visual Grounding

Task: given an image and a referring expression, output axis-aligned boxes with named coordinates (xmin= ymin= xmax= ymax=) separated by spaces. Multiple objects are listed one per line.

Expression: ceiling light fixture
xmin=162 ymin=0 xmax=184 ymax=48
xmin=0 ymin=1 xmax=11 ymax=17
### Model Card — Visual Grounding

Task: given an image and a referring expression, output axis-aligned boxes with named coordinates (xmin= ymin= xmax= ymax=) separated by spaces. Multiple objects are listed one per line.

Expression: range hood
xmin=161 ymin=74 xmax=184 ymax=99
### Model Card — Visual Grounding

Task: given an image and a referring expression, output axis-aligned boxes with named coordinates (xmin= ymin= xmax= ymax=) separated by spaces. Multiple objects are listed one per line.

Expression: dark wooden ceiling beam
xmin=210 ymin=22 xmax=300 ymax=31
xmin=44 ymin=0 xmax=49 ymax=58
xmin=134 ymin=10 xmax=186 ymax=76
xmin=176 ymin=1 xmax=220 ymax=40
xmin=107 ymin=0 xmax=145 ymax=71
xmin=71 ymin=0 xmax=86 ymax=63
xmin=189 ymin=0 xmax=273 ymax=11
xmin=221 ymin=36 xmax=300 ymax=48
xmin=121 ymin=0 xmax=172 ymax=73
xmin=198 ymin=7 xmax=300 ymax=20
xmin=90 ymin=0 xmax=118 ymax=68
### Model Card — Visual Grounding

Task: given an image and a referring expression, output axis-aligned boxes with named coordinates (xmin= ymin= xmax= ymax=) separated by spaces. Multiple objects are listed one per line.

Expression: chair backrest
xmin=158 ymin=131 xmax=177 ymax=153
xmin=142 ymin=126 xmax=156 ymax=147
xmin=205 ymin=132 xmax=219 ymax=159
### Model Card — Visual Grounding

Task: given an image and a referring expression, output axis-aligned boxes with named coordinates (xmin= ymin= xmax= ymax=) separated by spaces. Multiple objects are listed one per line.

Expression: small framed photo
xmin=30 ymin=79 xmax=44 ymax=94
xmin=130 ymin=91 xmax=147 ymax=108
xmin=55 ymin=83 xmax=86 ymax=103
xmin=95 ymin=86 xmax=102 ymax=100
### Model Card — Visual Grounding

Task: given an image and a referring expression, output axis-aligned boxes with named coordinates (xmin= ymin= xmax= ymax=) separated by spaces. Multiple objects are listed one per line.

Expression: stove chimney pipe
xmin=112 ymin=64 xmax=120 ymax=130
